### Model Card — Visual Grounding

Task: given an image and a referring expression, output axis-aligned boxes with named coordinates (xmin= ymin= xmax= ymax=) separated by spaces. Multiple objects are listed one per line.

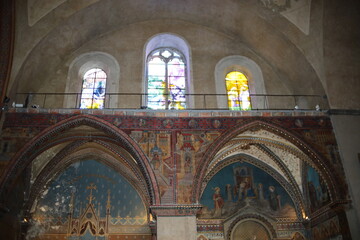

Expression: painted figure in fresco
xmin=258 ymin=183 xmax=264 ymax=200
xmin=213 ymin=187 xmax=224 ymax=217
xmin=184 ymin=155 xmax=192 ymax=174
xmin=176 ymin=133 xmax=183 ymax=150
xmin=268 ymin=186 xmax=280 ymax=211
xmin=225 ymin=184 xmax=232 ymax=202
xmin=237 ymin=180 xmax=247 ymax=201
xmin=308 ymin=181 xmax=318 ymax=211
xmin=151 ymin=153 xmax=161 ymax=170
xmin=319 ymin=177 xmax=329 ymax=205
xmin=233 ymin=166 xmax=256 ymax=202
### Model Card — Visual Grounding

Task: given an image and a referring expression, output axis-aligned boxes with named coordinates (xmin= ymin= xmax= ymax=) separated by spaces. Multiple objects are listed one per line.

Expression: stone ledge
xmin=6 ymin=107 xmax=328 ymax=117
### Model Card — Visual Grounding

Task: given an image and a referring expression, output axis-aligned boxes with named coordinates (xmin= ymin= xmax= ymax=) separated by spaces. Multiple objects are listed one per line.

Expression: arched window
xmin=80 ymin=68 xmax=107 ymax=109
xmin=225 ymin=71 xmax=251 ymax=110
xmin=144 ymin=33 xmax=192 ymax=110
xmin=147 ymin=48 xmax=186 ymax=110
xmin=66 ymin=52 xmax=119 ymax=109
xmin=215 ymin=56 xmax=266 ymax=110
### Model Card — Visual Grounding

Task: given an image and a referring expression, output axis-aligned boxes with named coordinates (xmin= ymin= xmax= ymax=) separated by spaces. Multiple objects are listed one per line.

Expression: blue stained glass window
xmin=80 ymin=68 xmax=107 ymax=109
xmin=147 ymin=48 xmax=186 ymax=110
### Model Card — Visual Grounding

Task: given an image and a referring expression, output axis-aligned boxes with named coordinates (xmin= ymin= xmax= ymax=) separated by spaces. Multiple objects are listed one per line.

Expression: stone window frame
xmin=215 ymin=55 xmax=266 ymax=110
xmin=65 ymin=51 xmax=120 ymax=108
xmin=143 ymin=33 xmax=193 ymax=109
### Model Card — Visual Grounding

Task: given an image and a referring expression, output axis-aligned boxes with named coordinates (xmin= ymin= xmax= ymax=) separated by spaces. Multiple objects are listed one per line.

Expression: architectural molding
xmin=150 ymin=204 xmax=202 ymax=216
xmin=327 ymin=109 xmax=360 ymax=116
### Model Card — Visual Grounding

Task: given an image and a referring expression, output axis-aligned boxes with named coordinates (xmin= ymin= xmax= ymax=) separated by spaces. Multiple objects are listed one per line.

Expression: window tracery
xmin=147 ymin=48 xmax=186 ymax=110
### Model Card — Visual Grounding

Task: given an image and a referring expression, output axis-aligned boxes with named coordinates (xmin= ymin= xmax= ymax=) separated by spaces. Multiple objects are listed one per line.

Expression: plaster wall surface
xmin=323 ymin=0 xmax=360 ymax=109
xmin=331 ymin=115 xmax=360 ymax=239
xmin=9 ymin=0 xmax=327 ymax=102
xmin=157 ymin=216 xmax=197 ymax=240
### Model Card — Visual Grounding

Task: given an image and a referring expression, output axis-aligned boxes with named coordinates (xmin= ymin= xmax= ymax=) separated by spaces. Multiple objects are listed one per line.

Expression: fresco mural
xmin=199 ymin=162 xmax=296 ymax=219
xmin=306 ymin=165 xmax=330 ymax=212
xmin=175 ymin=131 xmax=220 ymax=204
xmin=129 ymin=130 xmax=174 ymax=203
xmin=28 ymin=160 xmax=151 ymax=240
xmin=312 ymin=216 xmax=343 ymax=240
xmin=129 ymin=129 xmax=220 ymax=204
xmin=0 ymin=113 xmax=351 ymax=238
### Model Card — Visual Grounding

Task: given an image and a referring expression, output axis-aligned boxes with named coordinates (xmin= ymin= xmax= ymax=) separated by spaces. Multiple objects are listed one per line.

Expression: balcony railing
xmin=12 ymin=92 xmax=328 ymax=111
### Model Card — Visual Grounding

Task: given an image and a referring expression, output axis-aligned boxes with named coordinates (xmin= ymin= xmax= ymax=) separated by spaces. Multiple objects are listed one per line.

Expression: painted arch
xmin=0 ymin=114 xmax=160 ymax=206
xmin=193 ymin=120 xmax=341 ymax=220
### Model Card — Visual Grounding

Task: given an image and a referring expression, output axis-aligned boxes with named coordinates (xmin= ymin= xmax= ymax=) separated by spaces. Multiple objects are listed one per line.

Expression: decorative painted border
xmin=3 ymin=112 xmax=332 ymax=131
xmin=150 ymin=204 xmax=202 ymax=216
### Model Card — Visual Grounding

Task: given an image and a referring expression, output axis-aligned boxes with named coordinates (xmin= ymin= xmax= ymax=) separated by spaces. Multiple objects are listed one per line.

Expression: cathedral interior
xmin=0 ymin=0 xmax=359 ymax=239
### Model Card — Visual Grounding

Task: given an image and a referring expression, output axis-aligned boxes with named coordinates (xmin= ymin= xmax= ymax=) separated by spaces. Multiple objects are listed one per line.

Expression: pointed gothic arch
xmin=0 ymin=114 xmax=160 ymax=206
xmin=192 ymin=119 xmax=341 ymax=217
xmin=24 ymin=141 xmax=152 ymax=216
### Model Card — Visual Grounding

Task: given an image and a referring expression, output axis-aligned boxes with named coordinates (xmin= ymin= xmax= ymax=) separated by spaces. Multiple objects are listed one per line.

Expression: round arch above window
xmin=144 ymin=33 xmax=192 ymax=109
xmin=230 ymin=219 xmax=272 ymax=240
xmin=65 ymin=52 xmax=120 ymax=108
xmin=215 ymin=55 xmax=266 ymax=110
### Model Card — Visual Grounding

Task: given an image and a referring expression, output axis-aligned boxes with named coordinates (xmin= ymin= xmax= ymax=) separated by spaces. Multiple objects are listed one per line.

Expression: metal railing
xmin=13 ymin=92 xmax=328 ymax=111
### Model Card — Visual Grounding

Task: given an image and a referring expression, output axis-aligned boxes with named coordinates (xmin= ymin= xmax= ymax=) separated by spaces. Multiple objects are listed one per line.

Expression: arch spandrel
xmin=0 ymin=114 xmax=160 ymax=205
xmin=31 ymin=142 xmax=68 ymax=183
xmin=208 ymin=143 xmax=287 ymax=182
xmin=193 ymin=120 xmax=339 ymax=213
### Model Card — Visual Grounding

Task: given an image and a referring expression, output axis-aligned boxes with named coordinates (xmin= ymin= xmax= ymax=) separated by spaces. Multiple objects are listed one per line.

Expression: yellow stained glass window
xmin=225 ymin=71 xmax=251 ymax=110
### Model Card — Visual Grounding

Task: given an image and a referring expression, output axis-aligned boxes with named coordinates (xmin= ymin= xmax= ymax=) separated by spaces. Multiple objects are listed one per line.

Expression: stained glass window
xmin=147 ymin=48 xmax=186 ymax=110
xmin=225 ymin=71 xmax=251 ymax=110
xmin=80 ymin=68 xmax=107 ymax=109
